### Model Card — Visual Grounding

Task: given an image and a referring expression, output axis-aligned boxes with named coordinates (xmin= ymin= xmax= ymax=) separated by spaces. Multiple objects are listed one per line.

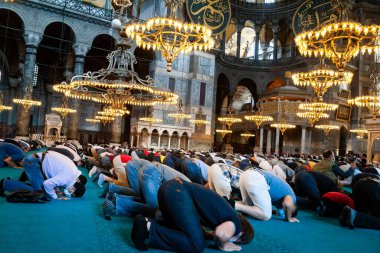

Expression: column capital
xmin=235 ymin=21 xmax=245 ymax=32
xmin=24 ymin=32 xmax=42 ymax=54
xmin=73 ymin=43 xmax=90 ymax=57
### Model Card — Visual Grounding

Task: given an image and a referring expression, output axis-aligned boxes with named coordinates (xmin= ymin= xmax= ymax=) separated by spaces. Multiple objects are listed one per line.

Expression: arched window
xmin=225 ymin=27 xmax=258 ymax=59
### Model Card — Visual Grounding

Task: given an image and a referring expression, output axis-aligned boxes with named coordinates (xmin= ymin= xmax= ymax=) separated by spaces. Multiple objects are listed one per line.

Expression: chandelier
xmin=139 ymin=106 xmax=163 ymax=125
xmin=53 ymin=39 xmax=178 ymax=110
xmin=0 ymin=92 xmax=12 ymax=113
xmin=271 ymin=119 xmax=296 ymax=135
xmin=350 ymin=128 xmax=368 ymax=138
xmin=215 ymin=128 xmax=232 ymax=137
xmin=51 ymin=96 xmax=77 ymax=119
xmin=98 ymin=106 xmax=130 ymax=117
xmin=241 ymin=131 xmax=255 ymax=141
xmin=121 ymin=0 xmax=214 ymax=72
xmin=190 ymin=107 xmax=209 ymax=128
xmin=291 ymin=59 xmax=353 ymax=98
xmin=244 ymin=114 xmax=273 ymax=129
xmin=218 ymin=106 xmax=242 ymax=129
xmin=296 ymin=111 xmax=330 ymax=126
xmin=294 ymin=0 xmax=380 ymax=70
xmin=86 ymin=118 xmax=101 ymax=124
xmin=95 ymin=115 xmax=115 ymax=125
xmin=299 ymin=101 xmax=338 ymax=113
xmin=348 ymin=62 xmax=380 ymax=119
xmin=13 ymin=87 xmax=41 ymax=112
xmin=168 ymin=99 xmax=191 ymax=122
xmin=315 ymin=124 xmax=340 ymax=136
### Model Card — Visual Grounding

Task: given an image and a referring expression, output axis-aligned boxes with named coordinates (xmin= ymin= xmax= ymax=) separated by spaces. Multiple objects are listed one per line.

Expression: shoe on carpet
xmin=339 ymin=206 xmax=355 ymax=229
xmin=132 ymin=215 xmax=150 ymax=251
xmin=103 ymin=192 xmax=116 ymax=220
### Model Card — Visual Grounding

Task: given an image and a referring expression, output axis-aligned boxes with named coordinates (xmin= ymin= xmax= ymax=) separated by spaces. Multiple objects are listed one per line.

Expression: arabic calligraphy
xmin=292 ymin=0 xmax=337 ymax=36
xmin=187 ymin=0 xmax=231 ymax=35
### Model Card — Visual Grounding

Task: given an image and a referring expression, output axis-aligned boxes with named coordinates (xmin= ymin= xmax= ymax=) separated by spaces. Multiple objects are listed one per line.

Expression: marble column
xmin=16 ymin=32 xmax=42 ymax=136
xmin=272 ymin=24 xmax=279 ymax=61
xmin=7 ymin=87 xmax=15 ymax=126
xmin=158 ymin=135 xmax=161 ymax=148
xmin=111 ymin=116 xmax=122 ymax=143
xmin=307 ymin=127 xmax=312 ymax=154
xmin=236 ymin=22 xmax=243 ymax=59
xmin=136 ymin=134 xmax=140 ymax=147
xmin=275 ymin=128 xmax=280 ymax=154
xmin=168 ymin=136 xmax=171 ymax=149
xmin=67 ymin=43 xmax=90 ymax=140
xmin=259 ymin=127 xmax=264 ymax=154
xmin=130 ymin=134 xmax=134 ymax=147
xmin=178 ymin=137 xmax=181 ymax=149
xmin=266 ymin=128 xmax=272 ymax=154
xmin=301 ymin=126 xmax=306 ymax=155
xmin=187 ymin=138 xmax=191 ymax=150
xmin=254 ymin=24 xmax=261 ymax=62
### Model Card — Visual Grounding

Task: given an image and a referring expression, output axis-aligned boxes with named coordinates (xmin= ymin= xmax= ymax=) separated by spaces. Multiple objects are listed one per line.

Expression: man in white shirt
xmin=0 ymin=151 xmax=86 ymax=199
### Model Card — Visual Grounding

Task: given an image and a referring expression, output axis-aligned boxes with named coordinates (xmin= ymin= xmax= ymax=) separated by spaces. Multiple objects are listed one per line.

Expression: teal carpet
xmin=0 ymin=165 xmax=379 ymax=253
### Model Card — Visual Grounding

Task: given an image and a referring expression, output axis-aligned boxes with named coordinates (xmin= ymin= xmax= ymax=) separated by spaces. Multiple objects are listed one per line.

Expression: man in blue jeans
xmin=131 ymin=179 xmax=254 ymax=252
xmin=103 ymin=161 xmax=190 ymax=219
xmin=0 ymin=142 xmax=25 ymax=168
xmin=0 ymin=151 xmax=86 ymax=199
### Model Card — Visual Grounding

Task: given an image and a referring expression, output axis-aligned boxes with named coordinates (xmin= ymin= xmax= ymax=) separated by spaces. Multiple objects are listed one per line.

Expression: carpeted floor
xmin=0 ymin=165 xmax=379 ymax=253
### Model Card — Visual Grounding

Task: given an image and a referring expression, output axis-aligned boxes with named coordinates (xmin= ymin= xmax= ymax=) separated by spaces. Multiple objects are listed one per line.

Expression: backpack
xmin=6 ymin=190 xmax=50 ymax=204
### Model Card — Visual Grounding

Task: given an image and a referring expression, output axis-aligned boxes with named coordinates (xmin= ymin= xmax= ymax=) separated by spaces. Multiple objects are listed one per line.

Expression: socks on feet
xmin=131 ymin=215 xmax=149 ymax=251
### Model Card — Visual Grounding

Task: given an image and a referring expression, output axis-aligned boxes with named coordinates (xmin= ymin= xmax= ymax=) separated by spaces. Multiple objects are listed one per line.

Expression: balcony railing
xmin=27 ymin=0 xmax=113 ymax=21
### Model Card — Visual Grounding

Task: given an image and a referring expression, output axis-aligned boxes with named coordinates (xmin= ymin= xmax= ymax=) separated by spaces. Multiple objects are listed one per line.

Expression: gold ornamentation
xmin=270 ymin=119 xmax=296 ymax=135
xmin=51 ymin=96 xmax=77 ymax=119
xmin=168 ymin=100 xmax=191 ymax=122
xmin=215 ymin=128 xmax=232 ymax=137
xmin=0 ymin=92 xmax=12 ymax=113
xmin=296 ymin=111 xmax=329 ymax=126
xmin=295 ymin=0 xmax=380 ymax=70
xmin=13 ymin=87 xmax=41 ymax=112
xmin=315 ymin=124 xmax=340 ymax=135
xmin=190 ymin=107 xmax=209 ymax=127
xmin=122 ymin=0 xmax=214 ymax=72
xmin=291 ymin=59 xmax=353 ymax=98
xmin=218 ymin=106 xmax=242 ymax=129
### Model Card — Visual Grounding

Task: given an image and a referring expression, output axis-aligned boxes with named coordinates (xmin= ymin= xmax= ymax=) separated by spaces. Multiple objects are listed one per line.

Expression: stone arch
xmin=37 ymin=22 xmax=76 ymax=87
xmin=0 ymin=6 xmax=26 ymax=31
xmin=139 ymin=127 xmax=149 ymax=148
xmin=84 ymin=34 xmax=115 ymax=72
xmin=216 ymin=73 xmax=230 ymax=115
xmin=171 ymin=131 xmax=180 ymax=149
xmin=234 ymin=78 xmax=258 ymax=109
xmin=230 ymin=86 xmax=255 ymax=113
xmin=151 ymin=129 xmax=159 ymax=148
xmin=180 ymin=132 xmax=189 ymax=150
xmin=161 ymin=130 xmax=169 ymax=148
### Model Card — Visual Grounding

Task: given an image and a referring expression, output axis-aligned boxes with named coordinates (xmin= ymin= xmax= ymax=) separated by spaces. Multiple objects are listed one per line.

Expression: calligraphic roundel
xmin=187 ymin=0 xmax=231 ymax=35
xmin=292 ymin=0 xmax=338 ymax=36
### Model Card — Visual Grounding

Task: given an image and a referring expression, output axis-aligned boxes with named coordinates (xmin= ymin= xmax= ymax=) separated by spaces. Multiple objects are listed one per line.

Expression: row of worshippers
xmin=0 ymin=141 xmax=87 ymax=200
xmin=82 ymin=145 xmax=380 ymax=252
xmin=1 ymin=140 xmax=379 ymax=252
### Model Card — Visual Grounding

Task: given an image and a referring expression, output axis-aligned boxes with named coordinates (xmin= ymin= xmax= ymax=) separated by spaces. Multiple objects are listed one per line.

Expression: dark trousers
xmin=182 ymin=160 xmax=204 ymax=185
xmin=295 ymin=172 xmax=320 ymax=210
xmin=353 ymin=179 xmax=380 ymax=216
xmin=320 ymin=197 xmax=344 ymax=217
xmin=354 ymin=211 xmax=380 ymax=230
xmin=149 ymin=180 xmax=205 ymax=253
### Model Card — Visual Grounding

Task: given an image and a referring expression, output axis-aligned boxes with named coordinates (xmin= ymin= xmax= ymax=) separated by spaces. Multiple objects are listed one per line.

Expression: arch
xmin=216 ymin=73 xmax=230 ymax=115
xmin=0 ymin=7 xmax=26 ymax=31
xmin=37 ymin=22 xmax=76 ymax=85
xmin=84 ymin=34 xmax=115 ymax=72
xmin=235 ymin=78 xmax=258 ymax=109
xmin=160 ymin=130 xmax=170 ymax=148
xmin=0 ymin=9 xmax=24 ymax=86
xmin=171 ymin=131 xmax=180 ymax=150
xmin=138 ymin=128 xmax=149 ymax=148
xmin=230 ymin=86 xmax=254 ymax=113
xmin=150 ymin=129 xmax=159 ymax=148
xmin=180 ymin=132 xmax=189 ymax=150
